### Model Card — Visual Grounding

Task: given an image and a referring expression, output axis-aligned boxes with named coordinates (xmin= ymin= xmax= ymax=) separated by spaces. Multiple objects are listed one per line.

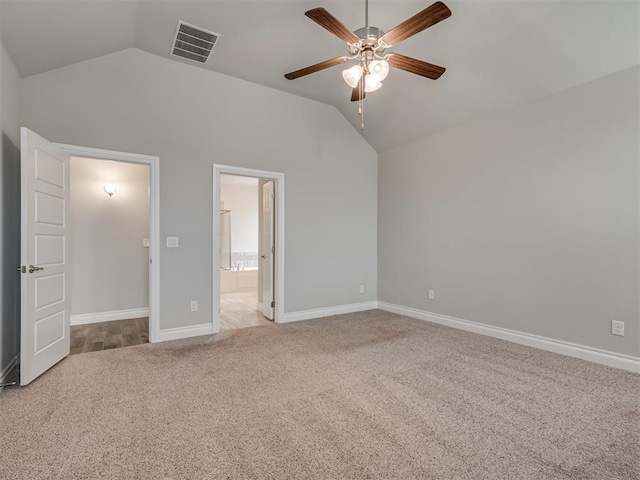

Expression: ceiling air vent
xmin=170 ymin=21 xmax=220 ymax=64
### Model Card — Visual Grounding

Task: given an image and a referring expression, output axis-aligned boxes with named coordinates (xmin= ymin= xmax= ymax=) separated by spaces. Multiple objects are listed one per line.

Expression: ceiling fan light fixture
xmin=369 ymin=59 xmax=389 ymax=82
xmin=342 ymin=64 xmax=363 ymax=88
xmin=364 ymin=74 xmax=382 ymax=93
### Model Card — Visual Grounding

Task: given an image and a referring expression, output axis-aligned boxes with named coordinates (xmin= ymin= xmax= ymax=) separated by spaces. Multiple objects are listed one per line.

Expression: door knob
xmin=28 ymin=265 xmax=44 ymax=273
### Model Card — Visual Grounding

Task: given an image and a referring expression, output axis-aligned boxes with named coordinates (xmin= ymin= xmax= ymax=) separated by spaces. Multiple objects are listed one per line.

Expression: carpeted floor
xmin=1 ymin=310 xmax=638 ymax=479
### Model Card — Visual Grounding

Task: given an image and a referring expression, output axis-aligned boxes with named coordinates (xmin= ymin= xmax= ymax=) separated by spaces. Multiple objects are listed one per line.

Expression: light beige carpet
xmin=1 ymin=310 xmax=638 ymax=479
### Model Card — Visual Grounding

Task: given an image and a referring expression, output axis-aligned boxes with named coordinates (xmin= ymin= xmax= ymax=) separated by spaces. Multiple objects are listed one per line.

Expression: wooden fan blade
xmin=305 ymin=8 xmax=360 ymax=45
xmin=350 ymin=77 xmax=366 ymax=102
xmin=284 ymin=57 xmax=347 ymax=80
xmin=380 ymin=1 xmax=451 ymax=47
xmin=387 ymin=53 xmax=446 ymax=79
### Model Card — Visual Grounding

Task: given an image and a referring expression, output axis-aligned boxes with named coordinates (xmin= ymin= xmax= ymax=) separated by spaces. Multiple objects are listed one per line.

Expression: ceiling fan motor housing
xmin=349 ymin=26 xmax=386 ymax=55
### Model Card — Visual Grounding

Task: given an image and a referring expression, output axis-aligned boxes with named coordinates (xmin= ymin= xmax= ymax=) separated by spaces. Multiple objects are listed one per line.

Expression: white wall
xmin=70 ymin=157 xmax=149 ymax=316
xmin=0 ymin=41 xmax=21 ymax=379
xmin=220 ymin=175 xmax=258 ymax=256
xmin=21 ymin=48 xmax=378 ymax=330
xmin=379 ymin=66 xmax=639 ymax=357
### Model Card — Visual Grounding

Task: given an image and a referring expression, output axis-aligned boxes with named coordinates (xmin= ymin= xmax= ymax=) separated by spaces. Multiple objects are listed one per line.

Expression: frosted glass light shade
xmin=103 ymin=184 xmax=117 ymax=196
xmin=364 ymin=75 xmax=382 ymax=93
xmin=342 ymin=65 xmax=363 ymax=88
xmin=369 ymin=60 xmax=389 ymax=82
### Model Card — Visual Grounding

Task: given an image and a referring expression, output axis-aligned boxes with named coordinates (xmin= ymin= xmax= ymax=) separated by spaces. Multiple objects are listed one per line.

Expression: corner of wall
xmin=0 ymin=39 xmax=22 ymax=378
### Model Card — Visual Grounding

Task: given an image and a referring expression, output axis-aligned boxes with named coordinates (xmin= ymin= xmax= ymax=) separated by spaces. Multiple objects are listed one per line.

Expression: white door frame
xmin=212 ymin=164 xmax=284 ymax=333
xmin=56 ymin=143 xmax=161 ymax=343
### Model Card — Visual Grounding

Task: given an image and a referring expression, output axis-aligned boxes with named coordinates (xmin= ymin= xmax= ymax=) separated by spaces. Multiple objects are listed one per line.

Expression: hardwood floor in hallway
xmin=70 ymin=317 xmax=149 ymax=354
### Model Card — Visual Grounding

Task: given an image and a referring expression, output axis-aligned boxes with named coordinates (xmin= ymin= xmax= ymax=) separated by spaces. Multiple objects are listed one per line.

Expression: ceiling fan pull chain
xmin=360 ymin=80 xmax=365 ymax=130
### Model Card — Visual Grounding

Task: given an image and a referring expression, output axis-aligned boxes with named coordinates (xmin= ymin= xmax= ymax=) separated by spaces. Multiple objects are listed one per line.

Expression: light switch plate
xmin=166 ymin=236 xmax=179 ymax=248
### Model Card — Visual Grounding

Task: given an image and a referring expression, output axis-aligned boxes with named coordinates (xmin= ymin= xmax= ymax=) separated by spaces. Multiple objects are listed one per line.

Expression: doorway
xmin=212 ymin=165 xmax=284 ymax=333
xmin=59 ymin=143 xmax=160 ymax=344
xmin=219 ymin=174 xmax=266 ymax=330
xmin=19 ymin=128 xmax=160 ymax=385
xmin=68 ymin=156 xmax=150 ymax=354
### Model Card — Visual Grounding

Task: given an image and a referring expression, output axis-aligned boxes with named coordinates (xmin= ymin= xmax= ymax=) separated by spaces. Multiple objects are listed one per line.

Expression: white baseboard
xmin=154 ymin=302 xmax=377 ymax=343
xmin=71 ymin=308 xmax=149 ymax=326
xmin=377 ymin=302 xmax=640 ymax=373
xmin=280 ymin=301 xmax=378 ymax=324
xmin=157 ymin=323 xmax=214 ymax=342
xmin=0 ymin=354 xmax=19 ymax=391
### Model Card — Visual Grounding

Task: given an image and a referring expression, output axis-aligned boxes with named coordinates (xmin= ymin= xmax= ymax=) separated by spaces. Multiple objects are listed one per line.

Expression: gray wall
xmin=70 ymin=157 xmax=149 ymax=316
xmin=0 ymin=41 xmax=21 ymax=377
xmin=379 ymin=66 xmax=639 ymax=357
xmin=21 ymin=48 xmax=378 ymax=330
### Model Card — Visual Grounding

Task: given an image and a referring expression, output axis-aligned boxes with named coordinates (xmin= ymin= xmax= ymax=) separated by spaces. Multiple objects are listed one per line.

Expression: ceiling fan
xmin=284 ymin=1 xmax=451 ymax=128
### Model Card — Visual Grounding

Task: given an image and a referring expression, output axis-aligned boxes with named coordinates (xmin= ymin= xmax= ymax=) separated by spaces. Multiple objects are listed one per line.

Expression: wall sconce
xmin=103 ymin=184 xmax=117 ymax=197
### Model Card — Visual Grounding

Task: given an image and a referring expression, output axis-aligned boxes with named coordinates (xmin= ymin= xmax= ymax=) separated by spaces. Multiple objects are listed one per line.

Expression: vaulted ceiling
xmin=2 ymin=1 xmax=638 ymax=151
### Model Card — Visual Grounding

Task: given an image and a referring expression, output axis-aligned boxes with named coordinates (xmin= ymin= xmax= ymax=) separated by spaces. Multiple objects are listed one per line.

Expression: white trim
xmin=281 ymin=301 xmax=378 ymax=324
xmin=0 ymin=355 xmax=19 ymax=390
xmin=56 ymin=143 xmax=161 ymax=343
xmin=257 ymin=301 xmax=270 ymax=316
xmin=212 ymin=164 xmax=285 ymax=333
xmin=377 ymin=302 xmax=640 ymax=373
xmin=70 ymin=308 xmax=150 ymax=326
xmin=158 ymin=323 xmax=214 ymax=342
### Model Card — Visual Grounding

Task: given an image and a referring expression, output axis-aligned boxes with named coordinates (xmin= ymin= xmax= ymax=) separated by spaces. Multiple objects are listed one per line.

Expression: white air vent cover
xmin=171 ymin=21 xmax=220 ymax=64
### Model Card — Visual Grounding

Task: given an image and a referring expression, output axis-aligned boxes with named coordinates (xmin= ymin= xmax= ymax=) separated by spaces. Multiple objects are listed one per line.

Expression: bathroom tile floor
xmin=221 ymin=290 xmax=272 ymax=331
xmin=70 ymin=317 xmax=149 ymax=355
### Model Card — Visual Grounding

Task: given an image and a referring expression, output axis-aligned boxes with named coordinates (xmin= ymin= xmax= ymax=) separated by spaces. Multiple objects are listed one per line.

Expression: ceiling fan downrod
xmin=365 ymin=0 xmax=368 ymax=28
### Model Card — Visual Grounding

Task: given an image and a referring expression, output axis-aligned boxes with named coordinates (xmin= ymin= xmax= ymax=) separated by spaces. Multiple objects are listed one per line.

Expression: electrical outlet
xmin=142 ymin=238 xmax=149 ymax=248
xmin=428 ymin=290 xmax=435 ymax=300
xmin=359 ymin=285 xmax=365 ymax=294
xmin=611 ymin=320 xmax=624 ymax=336
xmin=190 ymin=300 xmax=198 ymax=312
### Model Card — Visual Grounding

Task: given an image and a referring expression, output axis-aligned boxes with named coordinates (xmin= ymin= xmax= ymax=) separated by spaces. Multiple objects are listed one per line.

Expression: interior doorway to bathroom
xmin=219 ymin=174 xmax=266 ymax=330
xmin=212 ymin=165 xmax=284 ymax=332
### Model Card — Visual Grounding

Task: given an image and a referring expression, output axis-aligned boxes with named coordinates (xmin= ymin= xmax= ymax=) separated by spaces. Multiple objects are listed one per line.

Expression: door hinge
xmin=271 ymin=301 xmax=275 ymax=308
xmin=271 ymin=246 xmax=275 ymax=254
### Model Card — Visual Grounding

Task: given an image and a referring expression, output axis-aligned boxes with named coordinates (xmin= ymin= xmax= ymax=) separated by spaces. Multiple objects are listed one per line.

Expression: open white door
xmin=20 ymin=128 xmax=70 ymax=386
xmin=259 ymin=181 xmax=275 ymax=320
